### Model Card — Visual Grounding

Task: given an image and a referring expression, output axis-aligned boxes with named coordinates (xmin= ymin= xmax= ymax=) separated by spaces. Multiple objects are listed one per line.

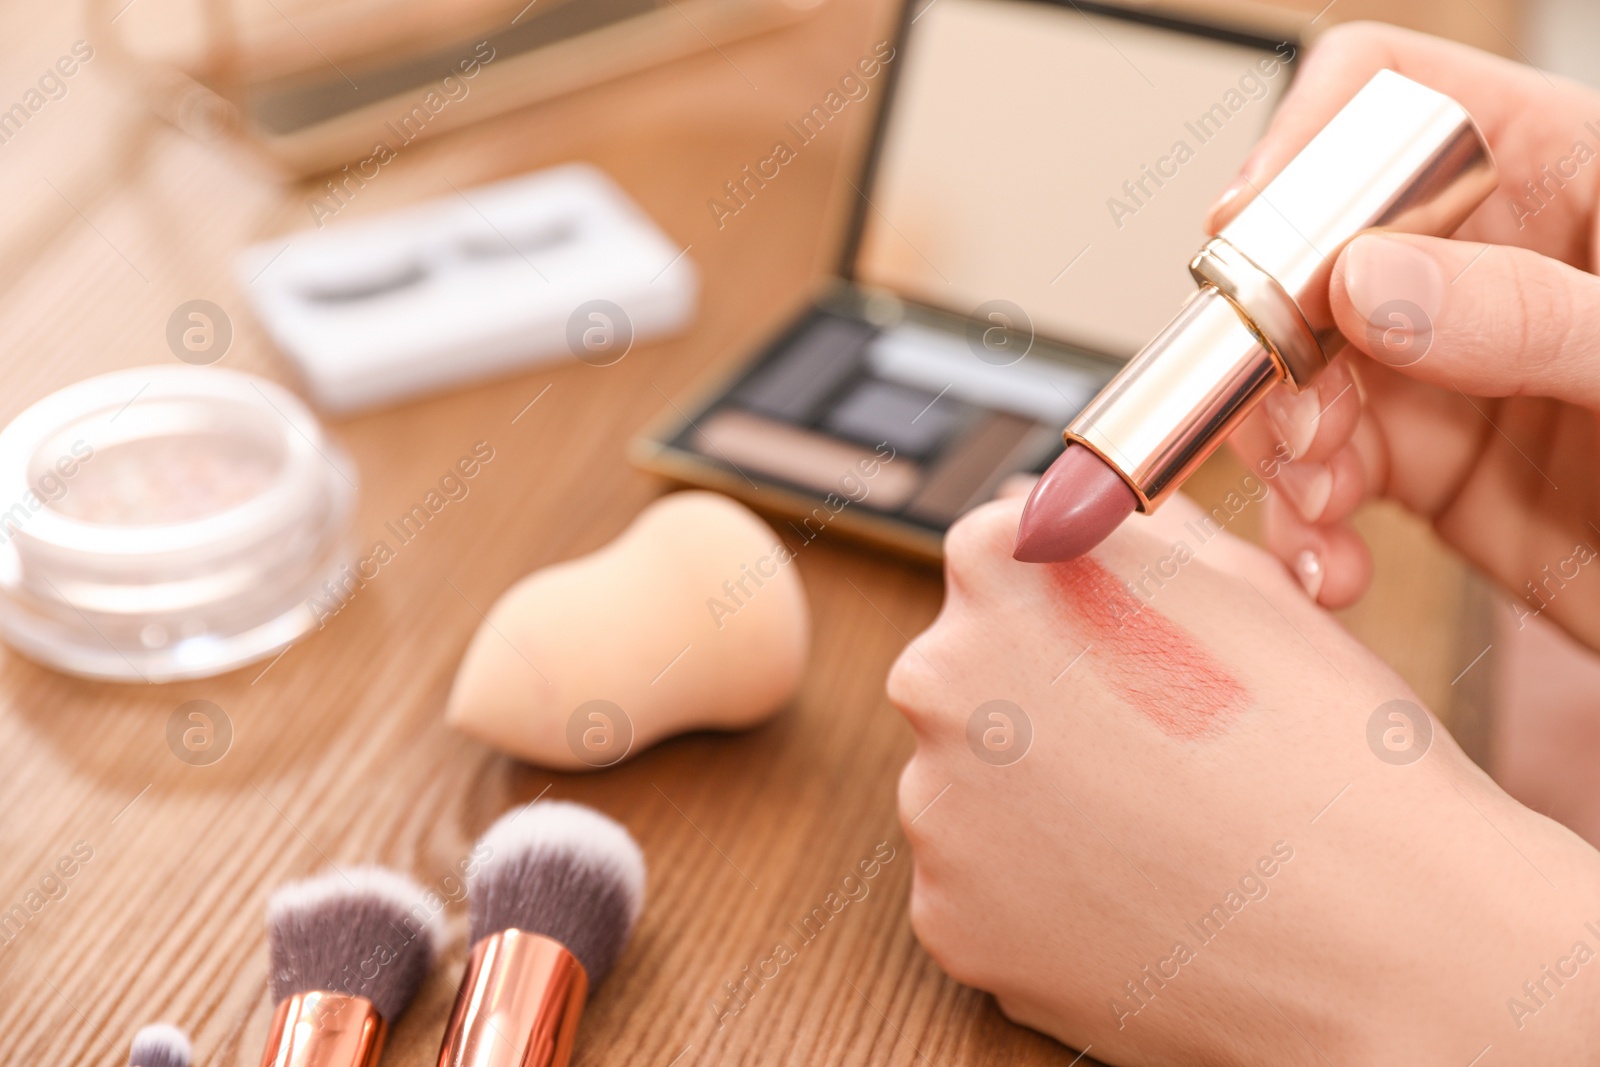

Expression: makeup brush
xmin=263 ymin=866 xmax=443 ymax=1067
xmin=129 ymin=1023 xmax=191 ymax=1067
xmin=437 ymin=800 xmax=646 ymax=1067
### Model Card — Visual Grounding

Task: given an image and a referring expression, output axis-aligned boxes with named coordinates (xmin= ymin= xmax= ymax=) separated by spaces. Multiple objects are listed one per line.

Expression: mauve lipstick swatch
xmin=1049 ymin=557 xmax=1246 ymax=739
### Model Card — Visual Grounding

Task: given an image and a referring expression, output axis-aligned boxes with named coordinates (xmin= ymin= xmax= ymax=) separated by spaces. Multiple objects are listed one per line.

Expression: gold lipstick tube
xmin=436 ymin=930 xmax=590 ymax=1067
xmin=259 ymin=992 xmax=386 ymax=1067
xmin=1066 ymin=69 xmax=1498 ymax=510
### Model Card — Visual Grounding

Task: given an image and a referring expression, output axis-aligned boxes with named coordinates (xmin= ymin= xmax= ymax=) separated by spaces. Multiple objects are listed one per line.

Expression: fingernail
xmin=1293 ymin=548 xmax=1324 ymax=601
xmin=1264 ymin=385 xmax=1322 ymax=459
xmin=1204 ymin=175 xmax=1249 ymax=231
xmin=1275 ymin=462 xmax=1333 ymax=523
xmin=1343 ymin=235 xmax=1445 ymax=365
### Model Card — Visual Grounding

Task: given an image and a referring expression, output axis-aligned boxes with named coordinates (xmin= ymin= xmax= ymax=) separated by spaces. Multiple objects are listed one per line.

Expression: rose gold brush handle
xmin=436 ymin=930 xmax=590 ymax=1067
xmin=259 ymin=992 xmax=386 ymax=1067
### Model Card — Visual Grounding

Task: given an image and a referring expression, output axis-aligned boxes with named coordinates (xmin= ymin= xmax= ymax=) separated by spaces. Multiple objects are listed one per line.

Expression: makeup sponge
xmin=446 ymin=492 xmax=809 ymax=769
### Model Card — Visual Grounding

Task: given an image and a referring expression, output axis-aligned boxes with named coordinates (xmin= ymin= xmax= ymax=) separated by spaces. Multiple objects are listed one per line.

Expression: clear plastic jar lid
xmin=0 ymin=366 xmax=356 ymax=681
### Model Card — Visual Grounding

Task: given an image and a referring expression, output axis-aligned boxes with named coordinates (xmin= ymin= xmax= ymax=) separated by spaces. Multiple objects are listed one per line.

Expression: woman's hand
xmin=1216 ymin=23 xmax=1600 ymax=651
xmin=890 ymin=494 xmax=1600 ymax=1064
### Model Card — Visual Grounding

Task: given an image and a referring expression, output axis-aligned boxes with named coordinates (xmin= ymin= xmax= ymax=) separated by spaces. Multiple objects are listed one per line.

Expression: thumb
xmin=1330 ymin=233 xmax=1600 ymax=408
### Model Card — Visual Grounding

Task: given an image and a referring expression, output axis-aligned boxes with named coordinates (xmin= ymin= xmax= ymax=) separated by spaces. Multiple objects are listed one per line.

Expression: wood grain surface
xmin=0 ymin=0 xmax=1522 ymax=1064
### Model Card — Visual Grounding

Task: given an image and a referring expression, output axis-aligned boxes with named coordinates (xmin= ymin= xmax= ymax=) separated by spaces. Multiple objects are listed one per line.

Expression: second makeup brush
xmin=436 ymin=800 xmax=646 ymax=1067
xmin=262 ymin=866 xmax=442 ymax=1067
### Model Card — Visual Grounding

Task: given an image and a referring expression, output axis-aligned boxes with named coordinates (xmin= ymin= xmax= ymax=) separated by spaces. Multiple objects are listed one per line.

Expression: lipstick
xmin=1014 ymin=70 xmax=1497 ymax=562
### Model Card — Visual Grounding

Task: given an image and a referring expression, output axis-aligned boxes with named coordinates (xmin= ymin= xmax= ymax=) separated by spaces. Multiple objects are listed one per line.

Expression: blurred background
xmin=4 ymin=0 xmax=1600 ymax=1063
xmin=0 ymin=0 xmax=1584 ymax=729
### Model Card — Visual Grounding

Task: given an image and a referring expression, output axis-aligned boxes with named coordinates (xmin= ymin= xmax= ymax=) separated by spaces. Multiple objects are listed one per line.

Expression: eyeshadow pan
xmin=734 ymin=314 xmax=875 ymax=422
xmin=692 ymin=408 xmax=921 ymax=509
xmin=822 ymin=378 xmax=964 ymax=458
xmin=868 ymin=322 xmax=1100 ymax=424
xmin=905 ymin=412 xmax=1052 ymax=524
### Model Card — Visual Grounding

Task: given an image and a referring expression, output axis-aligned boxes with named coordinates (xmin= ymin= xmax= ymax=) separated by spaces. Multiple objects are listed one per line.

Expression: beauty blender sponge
xmin=446 ymin=491 xmax=809 ymax=769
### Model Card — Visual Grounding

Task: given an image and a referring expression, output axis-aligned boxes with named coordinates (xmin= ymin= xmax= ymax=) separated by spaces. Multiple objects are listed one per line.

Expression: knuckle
xmin=1503 ymin=248 xmax=1585 ymax=386
xmin=1263 ymin=495 xmax=1313 ymax=555
xmin=886 ymin=644 xmax=938 ymax=723
xmin=994 ymin=996 xmax=1029 ymax=1027
xmin=1327 ymin=444 xmax=1367 ymax=507
xmin=907 ymin=875 xmax=955 ymax=968
xmin=1317 ymin=20 xmax=1394 ymax=55
xmin=909 ymin=884 xmax=983 ymax=989
xmin=942 ymin=499 xmax=1019 ymax=593
xmin=896 ymin=758 xmax=930 ymax=839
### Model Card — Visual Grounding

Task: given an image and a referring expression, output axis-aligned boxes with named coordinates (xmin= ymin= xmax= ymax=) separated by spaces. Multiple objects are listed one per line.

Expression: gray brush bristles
xmin=129 ymin=1023 xmax=191 ymax=1067
xmin=266 ymin=865 xmax=444 ymax=1022
xmin=469 ymin=800 xmax=646 ymax=986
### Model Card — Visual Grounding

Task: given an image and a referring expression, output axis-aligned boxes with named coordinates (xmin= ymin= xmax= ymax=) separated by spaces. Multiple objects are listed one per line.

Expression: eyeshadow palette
xmin=635 ymin=287 xmax=1119 ymax=558
xmin=632 ymin=0 xmax=1295 ymax=560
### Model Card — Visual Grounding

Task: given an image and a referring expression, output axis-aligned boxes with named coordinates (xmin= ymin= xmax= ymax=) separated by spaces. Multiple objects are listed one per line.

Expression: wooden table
xmin=0 ymin=0 xmax=1522 ymax=1063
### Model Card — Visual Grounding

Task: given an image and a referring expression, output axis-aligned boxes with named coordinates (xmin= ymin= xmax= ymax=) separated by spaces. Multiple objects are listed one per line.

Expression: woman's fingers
xmin=1331 ymin=233 xmax=1600 ymax=409
xmin=1265 ymin=499 xmax=1373 ymax=608
xmin=1273 ymin=440 xmax=1368 ymax=526
xmin=1259 ymin=355 xmax=1362 ymax=464
xmin=1205 ymin=23 xmax=1400 ymax=231
xmin=1228 ymin=353 xmax=1360 ymax=490
xmin=1229 ymin=396 xmax=1389 ymax=605
xmin=1230 ymin=225 xmax=1600 ymax=613
xmin=1203 ymin=21 xmax=1560 ymax=234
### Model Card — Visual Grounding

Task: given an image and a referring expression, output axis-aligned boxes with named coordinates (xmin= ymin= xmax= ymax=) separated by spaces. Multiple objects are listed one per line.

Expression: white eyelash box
xmin=237 ymin=162 xmax=698 ymax=414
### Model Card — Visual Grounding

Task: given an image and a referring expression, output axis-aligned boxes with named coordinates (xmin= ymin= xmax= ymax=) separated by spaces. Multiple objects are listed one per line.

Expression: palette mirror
xmin=636 ymin=0 xmax=1297 ymax=559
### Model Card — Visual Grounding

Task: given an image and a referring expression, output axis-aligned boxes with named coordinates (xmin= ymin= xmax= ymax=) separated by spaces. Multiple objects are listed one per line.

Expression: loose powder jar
xmin=0 ymin=366 xmax=356 ymax=681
